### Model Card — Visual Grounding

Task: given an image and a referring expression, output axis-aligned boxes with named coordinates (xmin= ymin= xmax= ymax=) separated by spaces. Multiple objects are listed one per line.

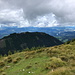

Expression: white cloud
xmin=0 ymin=8 xmax=58 ymax=27
xmin=0 ymin=0 xmax=75 ymax=27
xmin=32 ymin=14 xmax=58 ymax=27
xmin=0 ymin=9 xmax=23 ymax=23
xmin=0 ymin=9 xmax=26 ymax=27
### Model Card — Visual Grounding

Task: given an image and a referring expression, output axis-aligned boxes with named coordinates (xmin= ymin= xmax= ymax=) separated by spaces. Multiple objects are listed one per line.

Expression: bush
xmin=13 ymin=57 xmax=21 ymax=64
xmin=0 ymin=55 xmax=2 ymax=58
xmin=28 ymin=51 xmax=35 ymax=55
xmin=1 ymin=72 xmax=6 ymax=75
xmin=60 ymin=56 xmax=68 ymax=62
xmin=15 ymin=57 xmax=21 ymax=61
xmin=26 ymin=65 xmax=32 ymax=69
xmin=47 ymin=49 xmax=60 ymax=57
xmin=45 ymin=57 xmax=66 ymax=69
xmin=8 ymin=51 xmax=12 ymax=55
xmin=4 ymin=56 xmax=12 ymax=63
xmin=36 ymin=49 xmax=44 ymax=53
xmin=0 ymin=61 xmax=5 ymax=67
xmin=70 ymin=55 xmax=75 ymax=60
xmin=0 ymin=69 xmax=4 ymax=73
xmin=25 ymin=55 xmax=29 ymax=59
xmin=12 ymin=59 xmax=18 ymax=64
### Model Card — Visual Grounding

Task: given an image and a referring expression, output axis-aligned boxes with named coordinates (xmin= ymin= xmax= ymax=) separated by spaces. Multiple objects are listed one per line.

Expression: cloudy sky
xmin=0 ymin=0 xmax=75 ymax=28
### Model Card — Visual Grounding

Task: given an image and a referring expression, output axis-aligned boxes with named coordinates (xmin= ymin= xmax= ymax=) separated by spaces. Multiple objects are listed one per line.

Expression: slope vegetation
xmin=0 ymin=42 xmax=75 ymax=75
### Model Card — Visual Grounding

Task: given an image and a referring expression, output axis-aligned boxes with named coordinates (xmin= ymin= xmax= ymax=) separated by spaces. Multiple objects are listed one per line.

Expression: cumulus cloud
xmin=0 ymin=0 xmax=75 ymax=27
xmin=30 ymin=14 xmax=58 ymax=27
xmin=0 ymin=9 xmax=23 ymax=23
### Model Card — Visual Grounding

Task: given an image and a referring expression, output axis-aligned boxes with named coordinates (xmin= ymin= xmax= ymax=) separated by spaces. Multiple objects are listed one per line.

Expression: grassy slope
xmin=0 ymin=43 xmax=75 ymax=75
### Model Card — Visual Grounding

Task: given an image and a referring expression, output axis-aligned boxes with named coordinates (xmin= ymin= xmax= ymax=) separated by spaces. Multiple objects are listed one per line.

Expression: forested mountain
xmin=0 ymin=32 xmax=62 ymax=55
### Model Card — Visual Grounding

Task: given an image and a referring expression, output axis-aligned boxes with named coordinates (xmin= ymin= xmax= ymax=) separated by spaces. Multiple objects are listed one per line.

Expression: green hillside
xmin=0 ymin=43 xmax=75 ymax=75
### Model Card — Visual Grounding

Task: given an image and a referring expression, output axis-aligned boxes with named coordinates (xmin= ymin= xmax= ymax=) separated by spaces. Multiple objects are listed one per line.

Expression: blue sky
xmin=0 ymin=0 xmax=75 ymax=28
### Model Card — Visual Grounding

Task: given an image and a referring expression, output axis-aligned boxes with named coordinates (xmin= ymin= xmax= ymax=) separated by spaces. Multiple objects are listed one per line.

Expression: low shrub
xmin=0 ymin=61 xmax=5 ymax=67
xmin=60 ymin=56 xmax=68 ymax=62
xmin=45 ymin=57 xmax=66 ymax=69
xmin=70 ymin=55 xmax=75 ymax=60
xmin=47 ymin=49 xmax=60 ymax=57
xmin=7 ymin=57 xmax=12 ymax=63
xmin=12 ymin=59 xmax=18 ymax=64
xmin=28 ymin=51 xmax=35 ymax=55
xmin=0 ymin=69 xmax=4 ymax=73
xmin=1 ymin=72 xmax=6 ymax=75
xmin=13 ymin=57 xmax=21 ymax=64
xmin=26 ymin=65 xmax=32 ymax=69
xmin=4 ymin=56 xmax=12 ymax=63
xmin=36 ymin=49 xmax=44 ymax=53
xmin=25 ymin=55 xmax=29 ymax=59
xmin=15 ymin=57 xmax=21 ymax=61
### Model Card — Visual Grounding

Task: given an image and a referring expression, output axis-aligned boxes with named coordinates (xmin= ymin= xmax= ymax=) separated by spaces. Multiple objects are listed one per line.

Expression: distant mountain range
xmin=0 ymin=26 xmax=75 ymax=42
xmin=0 ymin=32 xmax=62 ymax=55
